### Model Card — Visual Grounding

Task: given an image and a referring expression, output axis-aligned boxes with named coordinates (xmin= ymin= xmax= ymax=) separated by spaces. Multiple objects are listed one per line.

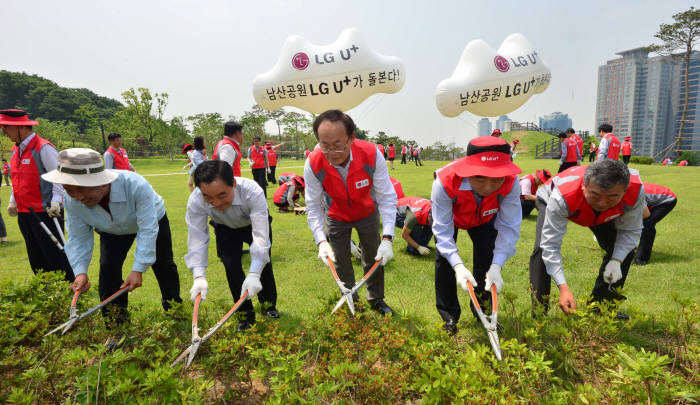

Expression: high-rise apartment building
xmin=478 ymin=117 xmax=492 ymax=136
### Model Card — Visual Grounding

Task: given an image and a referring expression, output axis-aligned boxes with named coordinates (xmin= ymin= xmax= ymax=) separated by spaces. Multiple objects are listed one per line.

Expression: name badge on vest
xmin=603 ymin=213 xmax=621 ymax=222
xmin=355 ymin=179 xmax=370 ymax=189
xmin=22 ymin=159 xmax=31 ymax=164
xmin=483 ymin=208 xmax=499 ymax=216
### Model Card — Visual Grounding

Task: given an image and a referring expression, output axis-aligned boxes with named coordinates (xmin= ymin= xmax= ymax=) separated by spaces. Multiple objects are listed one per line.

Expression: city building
xmin=538 ymin=112 xmax=573 ymax=132
xmin=494 ymin=115 xmax=511 ymax=131
xmin=478 ymin=117 xmax=492 ymax=136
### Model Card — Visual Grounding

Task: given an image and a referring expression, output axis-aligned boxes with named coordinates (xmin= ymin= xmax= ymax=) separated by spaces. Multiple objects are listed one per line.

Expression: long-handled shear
xmin=44 ymin=287 xmax=129 ymax=337
xmin=28 ymin=207 xmax=63 ymax=251
xmin=171 ymin=291 xmax=248 ymax=368
xmin=466 ymin=281 xmax=502 ymax=361
xmin=330 ymin=260 xmax=381 ymax=316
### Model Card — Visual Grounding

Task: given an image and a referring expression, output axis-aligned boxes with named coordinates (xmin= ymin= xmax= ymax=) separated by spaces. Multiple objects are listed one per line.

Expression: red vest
xmin=391 ymin=176 xmax=405 ymax=199
xmin=377 ymin=144 xmax=385 ymax=155
xmin=556 ymin=165 xmax=642 ymax=227
xmin=388 ymin=146 xmax=395 ymax=158
xmin=212 ymin=137 xmax=242 ymax=177
xmin=273 ymin=180 xmax=299 ymax=204
xmin=564 ymin=138 xmax=578 ymax=162
xmin=309 ymin=140 xmax=377 ymax=222
xmin=622 ymin=141 xmax=632 ymax=155
xmin=412 ymin=148 xmax=419 ymax=156
xmin=643 ymin=183 xmax=676 ymax=208
xmin=304 ymin=149 xmax=310 ymax=159
xmin=571 ymin=134 xmax=583 ymax=156
xmin=520 ymin=174 xmax=538 ymax=198
xmin=107 ymin=146 xmax=131 ymax=170
xmin=401 ymin=145 xmax=406 ymax=154
xmin=2 ymin=163 xmax=9 ymax=174
xmin=397 ymin=196 xmax=431 ymax=226
xmin=10 ymin=135 xmax=55 ymax=213
xmin=679 ymin=160 xmax=688 ymax=166
xmin=604 ymin=133 xmax=621 ymax=159
xmin=589 ymin=143 xmax=596 ymax=153
xmin=267 ymin=148 xmax=277 ymax=166
xmin=248 ymin=146 xmax=266 ymax=169
xmin=437 ymin=160 xmax=516 ymax=230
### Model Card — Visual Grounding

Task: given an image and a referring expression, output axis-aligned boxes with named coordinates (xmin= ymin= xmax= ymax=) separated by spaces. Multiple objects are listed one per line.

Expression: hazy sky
xmin=0 ymin=0 xmax=692 ymax=147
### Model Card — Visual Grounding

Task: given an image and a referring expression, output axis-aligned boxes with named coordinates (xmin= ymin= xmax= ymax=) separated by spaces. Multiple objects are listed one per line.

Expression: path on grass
xmin=141 ymin=165 xmax=307 ymax=177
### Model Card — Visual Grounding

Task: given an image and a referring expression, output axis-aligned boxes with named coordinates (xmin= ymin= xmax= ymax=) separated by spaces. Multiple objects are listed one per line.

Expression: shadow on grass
xmin=645 ymin=251 xmax=686 ymax=265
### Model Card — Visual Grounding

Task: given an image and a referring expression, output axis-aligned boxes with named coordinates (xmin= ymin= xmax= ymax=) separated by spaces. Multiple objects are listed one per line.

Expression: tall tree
xmin=649 ymin=6 xmax=700 ymax=155
xmin=187 ymin=112 xmax=225 ymax=156
xmin=267 ymin=108 xmax=285 ymax=139
xmin=282 ymin=111 xmax=311 ymax=159
xmin=120 ymin=88 xmax=168 ymax=143
xmin=240 ymin=104 xmax=269 ymax=144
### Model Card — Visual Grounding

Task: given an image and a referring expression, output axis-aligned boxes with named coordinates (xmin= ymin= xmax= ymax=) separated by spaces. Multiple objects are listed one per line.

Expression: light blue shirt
xmin=431 ymin=175 xmax=522 ymax=269
xmin=64 ymin=170 xmax=166 ymax=276
xmin=188 ymin=149 xmax=206 ymax=175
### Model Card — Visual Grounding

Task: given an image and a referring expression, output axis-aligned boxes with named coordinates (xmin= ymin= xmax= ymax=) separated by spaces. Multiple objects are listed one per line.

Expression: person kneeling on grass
xmin=529 ymin=159 xmax=644 ymax=318
xmin=396 ymin=196 xmax=433 ymax=256
xmin=42 ymin=148 xmax=183 ymax=347
xmin=186 ymin=160 xmax=279 ymax=331
xmin=273 ymin=176 xmax=305 ymax=213
xmin=519 ymin=169 xmax=552 ymax=218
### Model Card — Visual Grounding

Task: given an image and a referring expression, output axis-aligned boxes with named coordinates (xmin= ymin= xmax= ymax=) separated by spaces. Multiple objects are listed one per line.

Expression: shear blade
xmin=331 ymin=295 xmax=347 ymax=314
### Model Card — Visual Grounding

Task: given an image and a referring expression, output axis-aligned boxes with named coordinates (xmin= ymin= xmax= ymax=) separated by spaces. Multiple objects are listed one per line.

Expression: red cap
xmin=0 ymin=109 xmax=39 ymax=126
xmin=182 ymin=144 xmax=193 ymax=154
xmin=453 ymin=136 xmax=522 ymax=178
xmin=491 ymin=129 xmax=502 ymax=137
xmin=536 ymin=169 xmax=551 ymax=184
xmin=513 ymin=139 xmax=520 ymax=144
xmin=625 ymin=136 xmax=631 ymax=141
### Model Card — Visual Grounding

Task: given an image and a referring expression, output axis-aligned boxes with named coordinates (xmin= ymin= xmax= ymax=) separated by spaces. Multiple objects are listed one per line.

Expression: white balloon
xmin=435 ymin=33 xmax=551 ymax=118
xmin=253 ymin=28 xmax=405 ymax=114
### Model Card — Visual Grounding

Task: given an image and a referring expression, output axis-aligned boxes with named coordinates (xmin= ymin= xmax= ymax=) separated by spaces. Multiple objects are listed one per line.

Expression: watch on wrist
xmin=382 ymin=234 xmax=393 ymax=242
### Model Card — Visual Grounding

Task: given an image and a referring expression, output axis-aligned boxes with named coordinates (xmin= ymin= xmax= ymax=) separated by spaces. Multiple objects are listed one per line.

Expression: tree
xmin=187 ymin=112 xmax=225 ymax=156
xmin=240 ymin=104 xmax=269 ymax=144
xmin=152 ymin=116 xmax=190 ymax=161
xmin=266 ymin=108 xmax=285 ymax=140
xmin=649 ymin=6 xmax=700 ymax=156
xmin=73 ymin=103 xmax=99 ymax=133
xmin=120 ymin=88 xmax=168 ymax=143
xmin=282 ymin=111 xmax=312 ymax=159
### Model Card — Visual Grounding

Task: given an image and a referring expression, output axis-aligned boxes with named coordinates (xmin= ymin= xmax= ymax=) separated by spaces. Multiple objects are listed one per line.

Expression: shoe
xmin=237 ymin=319 xmax=255 ymax=331
xmin=616 ymin=312 xmax=630 ymax=321
xmin=369 ymin=300 xmax=394 ymax=316
xmin=633 ymin=258 xmax=647 ymax=266
xmin=104 ymin=335 xmax=124 ymax=352
xmin=263 ymin=308 xmax=280 ymax=319
xmin=442 ymin=320 xmax=458 ymax=335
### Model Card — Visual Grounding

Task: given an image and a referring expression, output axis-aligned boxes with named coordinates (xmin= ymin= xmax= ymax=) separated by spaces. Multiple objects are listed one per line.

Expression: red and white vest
xmin=10 ymin=135 xmax=55 ymax=213
xmin=643 ymin=183 xmax=676 ymax=208
xmin=248 ymin=146 xmax=266 ymax=169
xmin=391 ymin=176 xmax=405 ymax=199
xmin=437 ymin=160 xmax=516 ymax=230
xmin=401 ymin=145 xmax=407 ymax=154
xmin=267 ymin=148 xmax=277 ymax=166
xmin=604 ymin=133 xmax=621 ymax=160
xmin=304 ymin=149 xmax=311 ymax=159
xmin=520 ymin=174 xmax=538 ymax=198
xmin=212 ymin=137 xmax=242 ymax=177
xmin=309 ymin=139 xmax=377 ymax=222
xmin=2 ymin=162 xmax=9 ymax=174
xmin=107 ymin=146 xmax=131 ymax=170
xmin=556 ymin=165 xmax=642 ymax=227
xmin=377 ymin=144 xmax=385 ymax=155
xmin=273 ymin=180 xmax=300 ymax=204
xmin=563 ymin=138 xmax=578 ymax=163
xmin=388 ymin=146 xmax=395 ymax=159
xmin=622 ymin=141 xmax=632 ymax=156
xmin=397 ymin=196 xmax=431 ymax=226
xmin=571 ymin=133 xmax=583 ymax=156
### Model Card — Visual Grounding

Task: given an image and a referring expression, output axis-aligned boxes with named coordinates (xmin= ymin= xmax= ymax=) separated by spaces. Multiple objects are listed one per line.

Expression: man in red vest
xmin=558 ymin=132 xmax=580 ymax=173
xmin=635 ymin=183 xmax=676 ymax=266
xmin=588 ymin=142 xmax=597 ymax=162
xmin=273 ymin=176 xmax=304 ymax=213
xmin=212 ymin=121 xmax=243 ymax=177
xmin=304 ymin=148 xmax=311 ymax=159
xmin=401 ymin=143 xmax=407 ymax=164
xmin=103 ymin=133 xmax=135 ymax=171
xmin=519 ymin=169 xmax=552 ymax=217
xmin=2 ymin=157 xmax=10 ymax=186
xmin=248 ymin=136 xmax=269 ymax=197
xmin=566 ymin=128 xmax=583 ymax=160
xmin=396 ymin=196 xmax=433 ymax=256
xmin=529 ymin=159 xmax=644 ymax=317
xmin=678 ymin=160 xmax=688 ymax=166
xmin=597 ymin=123 xmax=621 ymax=160
xmin=305 ymin=109 xmax=397 ymax=316
xmin=265 ymin=141 xmax=284 ymax=183
xmin=432 ymin=136 xmax=522 ymax=334
xmin=621 ymin=137 xmax=632 ymax=165
xmin=387 ymin=143 xmax=396 ymax=169
xmin=413 ymin=146 xmax=423 ymax=166
xmin=0 ymin=109 xmax=73 ymax=281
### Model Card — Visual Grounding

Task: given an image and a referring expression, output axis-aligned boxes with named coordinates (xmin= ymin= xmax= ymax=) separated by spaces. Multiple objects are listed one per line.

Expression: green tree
xmin=266 ymin=108 xmax=285 ymax=140
xmin=282 ymin=111 xmax=312 ymax=159
xmin=120 ymin=88 xmax=168 ymax=143
xmin=187 ymin=112 xmax=225 ymax=157
xmin=240 ymin=104 xmax=269 ymax=144
xmin=73 ymin=103 xmax=99 ymax=134
xmin=35 ymin=118 xmax=81 ymax=150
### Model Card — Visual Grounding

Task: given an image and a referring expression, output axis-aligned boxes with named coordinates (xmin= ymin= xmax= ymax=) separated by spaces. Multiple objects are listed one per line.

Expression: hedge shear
xmin=330 ymin=260 xmax=381 ymax=316
xmin=171 ymin=291 xmax=248 ymax=368
xmin=466 ymin=281 xmax=502 ymax=361
xmin=45 ymin=287 xmax=129 ymax=337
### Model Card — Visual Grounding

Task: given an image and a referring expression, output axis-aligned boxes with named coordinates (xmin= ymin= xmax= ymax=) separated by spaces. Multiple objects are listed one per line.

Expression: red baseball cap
xmin=182 ymin=144 xmax=194 ymax=154
xmin=0 ymin=109 xmax=39 ymax=126
xmin=536 ymin=169 xmax=551 ymax=184
xmin=491 ymin=129 xmax=502 ymax=137
xmin=453 ymin=136 xmax=522 ymax=178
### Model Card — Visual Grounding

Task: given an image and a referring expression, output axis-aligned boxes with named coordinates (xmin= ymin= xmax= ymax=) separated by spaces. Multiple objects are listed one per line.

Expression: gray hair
xmin=583 ymin=159 xmax=630 ymax=190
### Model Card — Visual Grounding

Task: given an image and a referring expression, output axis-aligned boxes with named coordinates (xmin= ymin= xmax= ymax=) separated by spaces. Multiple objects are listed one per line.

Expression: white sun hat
xmin=41 ymin=148 xmax=119 ymax=187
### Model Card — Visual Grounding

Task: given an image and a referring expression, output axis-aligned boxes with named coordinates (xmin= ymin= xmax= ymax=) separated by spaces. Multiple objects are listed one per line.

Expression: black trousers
xmin=0 ymin=198 xmax=6 ymax=238
xmin=98 ymin=214 xmax=182 ymax=323
xmin=251 ymin=168 xmax=268 ymax=197
xmin=521 ymin=199 xmax=536 ymax=218
xmin=622 ymin=155 xmax=631 ymax=165
xmin=529 ymin=198 xmax=632 ymax=313
xmin=414 ymin=155 xmax=423 ymax=166
xmin=3 ymin=174 xmax=9 ymax=187
xmin=401 ymin=154 xmax=407 ymax=164
xmin=406 ymin=225 xmax=434 ymax=256
xmin=267 ymin=165 xmax=277 ymax=183
xmin=213 ymin=217 xmax=277 ymax=321
xmin=435 ymin=219 xmax=497 ymax=323
xmin=558 ymin=161 xmax=577 ymax=173
xmin=636 ymin=200 xmax=677 ymax=262
xmin=17 ymin=211 xmax=74 ymax=282
xmin=589 ymin=152 xmax=595 ymax=162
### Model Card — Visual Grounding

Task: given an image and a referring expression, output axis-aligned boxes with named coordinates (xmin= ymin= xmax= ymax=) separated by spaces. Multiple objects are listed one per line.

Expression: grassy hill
xmin=500 ymin=130 xmax=556 ymax=156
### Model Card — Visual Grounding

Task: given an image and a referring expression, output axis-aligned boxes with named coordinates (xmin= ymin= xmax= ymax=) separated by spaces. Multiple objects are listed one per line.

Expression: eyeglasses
xmin=319 ymin=141 xmax=350 ymax=154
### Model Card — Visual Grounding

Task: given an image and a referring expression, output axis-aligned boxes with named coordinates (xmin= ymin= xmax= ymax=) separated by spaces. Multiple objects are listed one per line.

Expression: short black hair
xmin=107 ymin=132 xmax=122 ymax=141
xmin=194 ymin=160 xmax=234 ymax=188
xmin=253 ymin=136 xmax=261 ymax=141
xmin=598 ymin=123 xmax=613 ymax=133
xmin=566 ymin=128 xmax=575 ymax=134
xmin=224 ymin=121 xmax=242 ymax=136
xmin=558 ymin=132 xmax=567 ymax=139
xmin=193 ymin=136 xmax=205 ymax=151
xmin=313 ymin=109 xmax=355 ymax=139
xmin=1 ymin=158 xmax=6 ymax=162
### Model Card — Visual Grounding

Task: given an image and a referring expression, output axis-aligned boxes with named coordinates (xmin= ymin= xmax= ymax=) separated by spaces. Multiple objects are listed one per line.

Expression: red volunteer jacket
xmin=212 ymin=137 xmax=242 ymax=177
xmin=2 ymin=162 xmax=9 ymax=174
xmin=397 ymin=196 xmax=431 ymax=226
xmin=604 ymin=133 xmax=621 ymax=159
xmin=642 ymin=183 xmax=676 ymax=208
xmin=570 ymin=133 xmax=583 ymax=156
xmin=107 ymin=146 xmax=132 ymax=170
xmin=563 ymin=138 xmax=578 ymax=163
xmin=621 ymin=141 xmax=632 ymax=156
xmin=267 ymin=147 xmax=277 ymax=166
xmin=388 ymin=146 xmax=395 ymax=159
xmin=10 ymin=135 xmax=55 ymax=213
xmin=391 ymin=176 xmax=405 ymax=199
xmin=248 ymin=146 xmax=266 ymax=169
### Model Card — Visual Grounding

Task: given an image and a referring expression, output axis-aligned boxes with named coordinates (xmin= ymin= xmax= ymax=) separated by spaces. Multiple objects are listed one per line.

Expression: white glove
xmin=317 ymin=241 xmax=336 ymax=267
xmin=190 ymin=277 xmax=208 ymax=302
xmin=46 ymin=201 xmax=61 ymax=217
xmin=374 ymin=239 xmax=394 ymax=266
xmin=485 ymin=263 xmax=504 ymax=293
xmin=416 ymin=246 xmax=431 ymax=256
xmin=454 ymin=264 xmax=477 ymax=292
xmin=603 ymin=259 xmax=622 ymax=284
xmin=350 ymin=240 xmax=362 ymax=260
xmin=266 ymin=167 xmax=271 ymax=174
xmin=241 ymin=273 xmax=262 ymax=299
xmin=7 ymin=202 xmax=17 ymax=217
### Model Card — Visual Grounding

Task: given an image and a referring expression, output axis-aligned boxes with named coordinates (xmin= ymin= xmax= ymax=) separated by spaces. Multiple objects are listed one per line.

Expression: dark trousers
xmin=558 ymin=161 xmax=577 ymax=173
xmin=17 ymin=211 xmax=74 ymax=282
xmin=0 ymin=198 xmax=6 ymax=238
xmin=3 ymin=174 xmax=9 ymax=186
xmin=327 ymin=210 xmax=384 ymax=302
xmin=435 ymin=219 xmax=497 ymax=323
xmin=529 ymin=199 xmax=632 ymax=313
xmin=589 ymin=152 xmax=595 ymax=162
xmin=414 ymin=155 xmax=423 ymax=166
xmin=406 ymin=225 xmax=434 ymax=256
xmin=267 ymin=165 xmax=277 ymax=183
xmin=521 ymin=199 xmax=536 ymax=218
xmin=622 ymin=155 xmax=631 ymax=165
xmin=251 ymin=168 xmax=268 ymax=197
xmin=98 ymin=214 xmax=182 ymax=323
xmin=401 ymin=154 xmax=407 ymax=164
xmin=213 ymin=217 xmax=277 ymax=321
xmin=636 ymin=200 xmax=677 ymax=262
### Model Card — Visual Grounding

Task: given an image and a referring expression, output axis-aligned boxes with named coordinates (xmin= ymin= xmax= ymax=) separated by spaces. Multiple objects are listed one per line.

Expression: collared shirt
xmin=9 ymin=133 xmax=64 ymax=205
xmin=597 ymin=135 xmax=610 ymax=160
xmin=536 ymin=174 xmax=644 ymax=285
xmin=64 ymin=170 xmax=166 ymax=276
xmin=188 ymin=149 xmax=206 ymax=175
xmin=103 ymin=148 xmax=135 ymax=170
xmin=520 ymin=176 xmax=534 ymax=196
xmin=185 ymin=177 xmax=270 ymax=279
xmin=217 ymin=137 xmax=240 ymax=168
xmin=304 ymin=149 xmax=397 ymax=244
xmin=431 ymin=176 xmax=522 ymax=268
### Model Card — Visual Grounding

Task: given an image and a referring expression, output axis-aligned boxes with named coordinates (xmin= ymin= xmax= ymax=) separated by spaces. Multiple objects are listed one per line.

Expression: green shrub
xmin=675 ymin=151 xmax=700 ymax=166
xmin=630 ymin=156 xmax=654 ymax=165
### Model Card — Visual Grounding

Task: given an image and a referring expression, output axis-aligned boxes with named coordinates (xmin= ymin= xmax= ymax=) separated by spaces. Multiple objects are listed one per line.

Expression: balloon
xmin=253 ymin=28 xmax=405 ymax=113
xmin=435 ymin=33 xmax=551 ymax=118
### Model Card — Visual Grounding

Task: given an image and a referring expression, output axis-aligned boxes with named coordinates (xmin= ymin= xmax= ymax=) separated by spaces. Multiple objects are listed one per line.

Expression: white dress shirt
xmin=9 ymin=133 xmax=64 ymax=205
xmin=520 ymin=176 xmax=534 ymax=196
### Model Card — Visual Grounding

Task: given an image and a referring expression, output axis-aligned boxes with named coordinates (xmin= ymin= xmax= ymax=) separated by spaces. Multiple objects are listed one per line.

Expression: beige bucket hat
xmin=41 ymin=148 xmax=119 ymax=187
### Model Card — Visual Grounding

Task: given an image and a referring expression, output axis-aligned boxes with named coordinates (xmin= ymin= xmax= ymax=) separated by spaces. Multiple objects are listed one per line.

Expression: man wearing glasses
xmin=304 ymin=110 xmax=397 ymax=316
